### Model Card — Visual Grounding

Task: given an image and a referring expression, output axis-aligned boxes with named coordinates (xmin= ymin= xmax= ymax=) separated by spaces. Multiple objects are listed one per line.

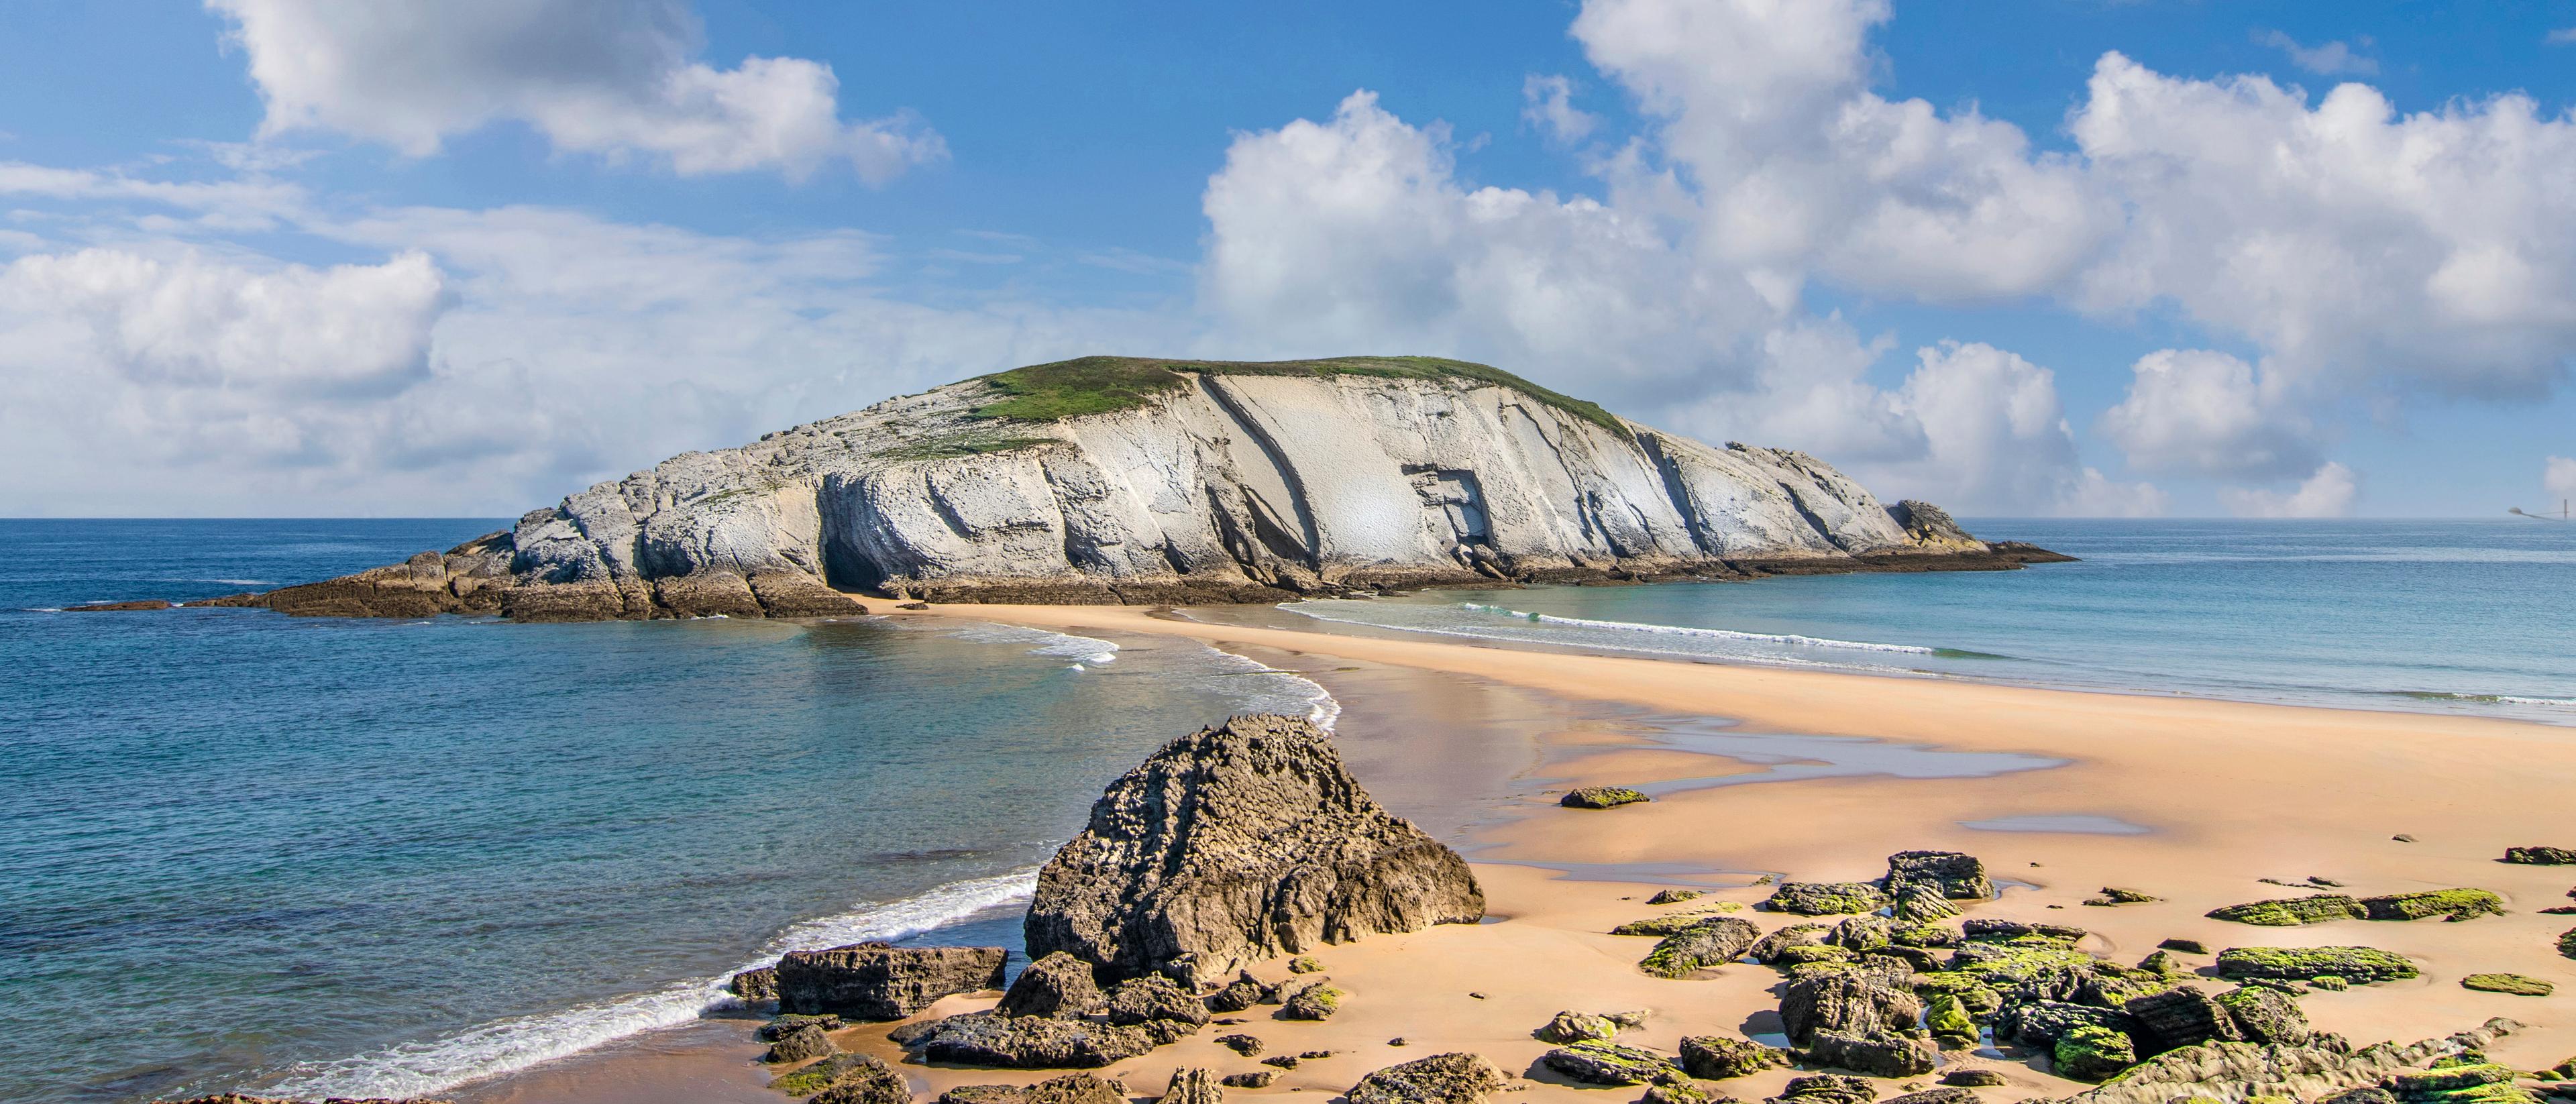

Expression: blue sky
xmin=2 ymin=1 xmax=2573 ymax=518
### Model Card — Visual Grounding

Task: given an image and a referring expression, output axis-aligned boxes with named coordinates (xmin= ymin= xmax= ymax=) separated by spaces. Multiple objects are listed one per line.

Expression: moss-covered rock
xmin=1925 ymin=993 xmax=1978 ymax=1047
xmin=2207 ymin=895 xmax=2367 ymax=926
xmin=1640 ymin=916 xmax=1762 ymax=978
xmin=1946 ymin=939 xmax=2100 ymax=988
xmin=1562 ymin=786 xmax=1650 ymax=809
xmin=2559 ymin=926 xmax=2576 ymax=960
xmin=2461 ymin=973 xmax=2554 ymax=996
xmin=1678 ymin=1035 xmax=1788 ymax=1080
xmin=2053 ymin=1025 xmax=2138 ymax=1082
xmin=1536 ymin=1011 xmax=1620 ymax=1044
xmin=1890 ymin=923 xmax=1959 ymax=949
xmin=2139 ymin=949 xmax=2190 ymax=975
xmin=2159 ymin=938 xmax=2212 ymax=954
xmin=1282 ymin=981 xmax=1343 ymax=1019
xmin=2363 ymin=890 xmax=2506 ymax=922
xmin=1766 ymin=881 xmax=1890 ymax=916
xmin=2216 ymin=946 xmax=2419 ymax=983
xmin=2389 ymin=1063 xmax=2542 ymax=1104
xmin=2214 ymin=985 xmax=2311 ymax=1046
xmin=1765 ymin=1074 xmax=1878 ymax=1104
xmin=1614 ymin=911 xmax=1740 ymax=936
xmin=2504 ymin=846 xmax=2576 ymax=865
xmin=1911 ymin=972 xmax=2003 ymax=1017
xmin=1541 ymin=1040 xmax=1682 ymax=1085
xmin=1650 ymin=889 xmax=1705 ymax=905
xmin=1642 ymin=1071 xmax=1715 ymax=1104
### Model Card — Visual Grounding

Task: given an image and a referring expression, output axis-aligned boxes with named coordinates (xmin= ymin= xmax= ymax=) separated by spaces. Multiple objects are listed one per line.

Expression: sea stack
xmin=1023 ymin=713 xmax=1484 ymax=988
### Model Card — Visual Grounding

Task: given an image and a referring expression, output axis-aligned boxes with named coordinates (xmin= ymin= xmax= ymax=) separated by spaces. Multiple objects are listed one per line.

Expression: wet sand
xmin=458 ymin=603 xmax=2575 ymax=1103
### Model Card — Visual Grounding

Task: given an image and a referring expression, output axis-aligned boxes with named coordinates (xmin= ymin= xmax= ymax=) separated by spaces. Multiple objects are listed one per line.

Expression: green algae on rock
xmin=2216 ymin=946 xmax=2420 ymax=984
xmin=1541 ymin=1040 xmax=1684 ymax=1085
xmin=1640 ymin=916 xmax=1762 ymax=978
xmin=2208 ymin=895 xmax=2369 ymax=926
xmin=2055 ymin=1025 xmax=2140 ymax=1082
xmin=2459 ymin=974 xmax=2553 ymax=996
xmin=2361 ymin=890 xmax=2506 ymax=922
xmin=1765 ymin=881 xmax=1890 ymax=916
xmin=1562 ymin=786 xmax=1650 ymax=810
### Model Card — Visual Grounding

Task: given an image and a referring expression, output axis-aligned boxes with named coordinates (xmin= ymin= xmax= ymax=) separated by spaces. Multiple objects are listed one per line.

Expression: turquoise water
xmin=0 ymin=520 xmax=1329 ymax=1104
xmin=1285 ymin=518 xmax=2576 ymax=725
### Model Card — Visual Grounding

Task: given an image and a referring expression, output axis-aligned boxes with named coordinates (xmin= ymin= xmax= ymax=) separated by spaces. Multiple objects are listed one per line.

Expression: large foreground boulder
xmin=777 ymin=943 xmax=1008 ymax=1019
xmin=1347 ymin=1052 xmax=1511 ymax=1104
xmin=1024 ymin=714 xmax=1485 ymax=987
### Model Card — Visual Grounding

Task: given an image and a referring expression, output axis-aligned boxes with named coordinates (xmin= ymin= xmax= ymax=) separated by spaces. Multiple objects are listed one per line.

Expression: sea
xmin=3 ymin=516 xmax=2570 ymax=1104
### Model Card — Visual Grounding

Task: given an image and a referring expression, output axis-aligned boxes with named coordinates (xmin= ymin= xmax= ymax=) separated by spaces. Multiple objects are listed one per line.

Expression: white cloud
xmin=2253 ymin=30 xmax=2378 ymax=76
xmin=2546 ymin=27 xmax=2576 ymax=46
xmin=206 ymin=0 xmax=943 ymax=181
xmin=2544 ymin=455 xmax=2576 ymax=504
xmin=2219 ymin=461 xmax=2359 ymax=518
xmin=1522 ymin=75 xmax=1600 ymax=144
xmin=2096 ymin=349 xmax=2321 ymax=479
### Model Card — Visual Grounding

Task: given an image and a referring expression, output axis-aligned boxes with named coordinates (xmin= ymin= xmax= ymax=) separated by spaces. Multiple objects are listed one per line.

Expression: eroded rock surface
xmin=776 ymin=942 xmax=1007 ymax=1020
xmin=1024 ymin=714 xmax=1483 ymax=987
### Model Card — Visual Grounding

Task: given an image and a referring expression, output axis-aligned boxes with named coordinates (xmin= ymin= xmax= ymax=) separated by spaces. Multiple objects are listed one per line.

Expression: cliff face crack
xmin=1198 ymin=376 xmax=1322 ymax=568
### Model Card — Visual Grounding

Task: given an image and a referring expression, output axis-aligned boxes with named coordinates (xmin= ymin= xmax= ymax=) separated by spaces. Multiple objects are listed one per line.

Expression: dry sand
xmin=459 ymin=602 xmax=2576 ymax=1104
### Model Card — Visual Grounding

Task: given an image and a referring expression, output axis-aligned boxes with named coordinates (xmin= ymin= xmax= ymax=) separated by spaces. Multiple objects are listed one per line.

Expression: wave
xmin=1284 ymin=602 xmax=1902 ymax=675
xmin=941 ymin=622 xmax=1120 ymax=665
xmin=1187 ymin=643 xmax=1341 ymax=730
xmin=1454 ymin=603 xmax=1940 ymax=654
xmin=2385 ymin=690 xmax=2576 ymax=708
xmin=268 ymin=869 xmax=1040 ymax=1100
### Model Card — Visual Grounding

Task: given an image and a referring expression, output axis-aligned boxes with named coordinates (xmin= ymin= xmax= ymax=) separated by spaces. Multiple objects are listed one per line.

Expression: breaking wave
xmin=1453 ymin=602 xmax=1939 ymax=653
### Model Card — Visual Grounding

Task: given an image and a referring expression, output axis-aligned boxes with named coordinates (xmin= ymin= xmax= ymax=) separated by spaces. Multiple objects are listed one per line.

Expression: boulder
xmin=1678 ymin=1036 xmax=1787 ymax=1080
xmin=765 ymin=1022 xmax=841 ymax=1064
xmin=1765 ymin=1074 xmax=1878 ymax=1104
xmin=1536 ymin=1011 xmax=1620 ymax=1044
xmin=1891 ymin=887 xmax=1961 ymax=923
xmin=1748 ymin=924 xmax=1831 ymax=964
xmin=1766 ymin=882 xmax=1888 ymax=916
xmin=1281 ymin=981 xmax=1344 ymax=1020
xmin=2359 ymin=890 xmax=2504 ymax=922
xmin=1649 ymin=889 xmax=1704 ymax=905
xmin=1562 ymin=786 xmax=1650 ymax=809
xmin=2158 ymin=938 xmax=2212 ymax=954
xmin=1962 ymin=918 xmax=2088 ymax=942
xmin=808 ymin=1056 xmax=914 ymax=1104
xmin=1885 ymin=851 xmax=1992 ymax=901
xmin=2505 ymin=847 xmax=2576 ymax=865
xmin=1220 ymin=1072 xmax=1276 ymax=1089
xmin=1940 ymin=1069 xmax=2009 ymax=1087
xmin=1216 ymin=1033 xmax=1263 ymax=1056
xmin=914 ymin=1011 xmax=1158 ymax=1068
xmin=2088 ymin=887 xmax=2159 ymax=906
xmin=1640 ymin=916 xmax=1762 ymax=977
xmin=2216 ymin=946 xmax=2418 ymax=984
xmin=1780 ymin=971 xmax=1923 ymax=1046
xmin=1102 ymin=975 xmax=1210 ymax=1028
xmin=2024 ymin=1016 xmax=2526 ymax=1104
xmin=1203 ymin=973 xmax=1266 ymax=1013
xmin=731 ymin=966 xmax=780 ymax=1005
xmin=938 ymin=1074 xmax=1128 ymax=1104
xmin=759 ymin=1013 xmax=845 ymax=1041
xmin=1642 ymin=1070 xmax=1722 ymax=1104
xmin=2123 ymin=986 xmax=2243 ymax=1056
xmin=1827 ymin=914 xmax=1894 ymax=953
xmin=1541 ymin=1041 xmax=1680 ymax=1085
xmin=1346 ymin=1052 xmax=1512 ymax=1104
xmin=1991 ymin=999 xmax=2135 ymax=1049
xmin=2459 ymin=973 xmax=2553 ymax=996
xmin=1024 ymin=714 xmax=1484 ymax=988
xmin=998 ymin=952 xmax=1104 ymax=1019
xmin=1162 ymin=1068 xmax=1224 ymax=1104
xmin=1925 ymin=993 xmax=1978 ymax=1048
xmin=2216 ymin=986 xmax=2312 ymax=1045
xmin=1806 ymin=1030 xmax=1937 ymax=1077
xmin=777 ymin=943 xmax=1008 ymax=1019
xmin=1885 ymin=1090 xmax=1980 ymax=1104
xmin=2053 ymin=1025 xmax=2137 ymax=1082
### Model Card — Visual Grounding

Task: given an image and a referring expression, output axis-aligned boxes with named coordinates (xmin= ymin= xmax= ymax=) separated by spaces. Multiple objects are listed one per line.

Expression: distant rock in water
xmin=1024 ymin=713 xmax=1484 ymax=988
xmin=220 ymin=356 xmax=2065 ymax=620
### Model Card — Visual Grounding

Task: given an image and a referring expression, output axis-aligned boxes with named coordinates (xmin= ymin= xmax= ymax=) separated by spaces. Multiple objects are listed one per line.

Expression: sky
xmin=3 ymin=1 xmax=2575 ymax=518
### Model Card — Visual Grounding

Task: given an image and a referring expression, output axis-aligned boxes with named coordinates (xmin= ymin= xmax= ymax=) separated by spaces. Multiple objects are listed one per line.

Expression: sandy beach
xmin=461 ymin=601 xmax=2575 ymax=1104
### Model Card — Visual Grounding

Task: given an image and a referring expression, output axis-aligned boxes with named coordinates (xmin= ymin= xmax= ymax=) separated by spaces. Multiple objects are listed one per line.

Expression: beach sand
xmin=458 ymin=602 xmax=2575 ymax=1104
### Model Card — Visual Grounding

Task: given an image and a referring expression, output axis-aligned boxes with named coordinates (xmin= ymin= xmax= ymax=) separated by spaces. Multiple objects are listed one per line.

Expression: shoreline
xmin=441 ymin=602 xmax=2573 ymax=1104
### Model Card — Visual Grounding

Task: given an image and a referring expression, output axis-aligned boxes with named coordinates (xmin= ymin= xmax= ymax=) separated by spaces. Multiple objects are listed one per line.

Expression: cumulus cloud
xmin=207 ymin=0 xmax=944 ymax=180
xmin=2219 ymin=461 xmax=2359 ymax=518
xmin=2253 ymin=30 xmax=2378 ymax=76
xmin=1522 ymin=75 xmax=1599 ymax=144
xmin=2096 ymin=349 xmax=2322 ymax=479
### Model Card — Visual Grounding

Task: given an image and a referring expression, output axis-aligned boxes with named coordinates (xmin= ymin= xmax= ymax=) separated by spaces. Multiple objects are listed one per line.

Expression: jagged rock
xmin=1764 ymin=1074 xmax=1879 ymax=1104
xmin=1649 ymin=889 xmax=1704 ymax=905
xmin=2124 ymin=987 xmax=2242 ymax=1056
xmin=2053 ymin=1026 xmax=2138 ymax=1082
xmin=2387 ymin=1064 xmax=2539 ymax=1104
xmin=2086 ymin=887 xmax=2159 ymax=906
xmin=2218 ymin=986 xmax=2312 ymax=1045
xmin=1992 ymin=999 xmax=2137 ymax=1049
xmin=938 ymin=1074 xmax=1128 ymax=1104
xmin=1890 ymin=924 xmax=1960 ymax=949
xmin=1288 ymin=955 xmax=1324 ymax=973
xmin=1261 ymin=1055 xmax=1300 ymax=1070
xmin=252 ymin=358 xmax=2037 ymax=620
xmin=2028 ymin=1016 xmax=2526 ymax=1104
xmin=1537 ymin=1011 xmax=1621 ymax=1044
xmin=759 ymin=1013 xmax=845 ymax=1041
xmin=1827 ymin=915 xmax=1894 ymax=953
xmin=1222 ymin=1072 xmax=1276 ymax=1089
xmin=1642 ymin=1070 xmax=1721 ymax=1104
xmin=2361 ymin=890 xmax=2506 ymax=922
xmin=1678 ymin=1036 xmax=1788 ymax=1080
xmin=1891 ymin=887 xmax=1960 ymax=923
xmin=1026 ymin=714 xmax=1483 ymax=988
xmin=1780 ymin=970 xmax=1924 ymax=1046
xmin=1911 ymin=973 xmax=2002 ymax=1019
xmin=776 ymin=942 xmax=1008 ymax=1019
xmin=914 ymin=1011 xmax=1159 ymax=1068
xmin=765 ymin=1022 xmax=841 ymax=1064
xmin=1281 ymin=981 xmax=1344 ymax=1020
xmin=1163 ymin=1069 xmax=1224 ymax=1104
xmin=2459 ymin=974 xmax=2553 ymax=996
xmin=1886 ymin=851 xmax=1992 ymax=901
xmin=1940 ymin=1069 xmax=2009 ymax=1087
xmin=1102 ymin=975 xmax=1212 ymax=1028
xmin=1806 ymin=1030 xmax=1937 ymax=1077
xmin=789 ymin=1055 xmax=912 ymax=1104
xmin=1962 ymin=918 xmax=2087 ymax=942
xmin=2216 ymin=946 xmax=2419 ymax=984
xmin=1640 ymin=916 xmax=1762 ymax=977
xmin=1617 ymin=912 xmax=1743 ymax=937
xmin=1543 ymin=1041 xmax=1681 ymax=1085
xmin=1346 ymin=1052 xmax=1512 ymax=1104
xmin=1000 ymin=952 xmax=1105 ymax=1019
xmin=2506 ymin=847 xmax=2576 ymax=865
xmin=1749 ymin=924 xmax=1831 ymax=964
xmin=1564 ymin=786 xmax=1651 ymax=809
xmin=1925 ymin=993 xmax=1978 ymax=1048
xmin=731 ymin=966 xmax=780 ymax=1005
xmin=1218 ymin=1033 xmax=1263 ymax=1056
xmin=1204 ymin=972 xmax=1266 ymax=1013
xmin=1766 ymin=882 xmax=1889 ymax=916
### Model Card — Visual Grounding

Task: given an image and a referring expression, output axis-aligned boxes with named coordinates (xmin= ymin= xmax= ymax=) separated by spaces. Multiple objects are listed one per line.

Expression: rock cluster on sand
xmin=2505 ymin=846 xmax=2576 ymax=865
xmin=1023 ymin=714 xmax=1483 ymax=988
xmin=1561 ymin=785 xmax=1650 ymax=809
xmin=776 ymin=943 xmax=1008 ymax=1019
xmin=2207 ymin=889 xmax=2503 ymax=926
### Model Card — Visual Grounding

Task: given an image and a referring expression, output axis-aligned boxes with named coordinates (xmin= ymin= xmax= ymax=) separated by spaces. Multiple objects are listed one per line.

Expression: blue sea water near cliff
xmin=0 ymin=519 xmax=1332 ymax=1104
xmin=5 ymin=518 xmax=2573 ymax=1104
xmin=1285 ymin=518 xmax=2576 ymax=726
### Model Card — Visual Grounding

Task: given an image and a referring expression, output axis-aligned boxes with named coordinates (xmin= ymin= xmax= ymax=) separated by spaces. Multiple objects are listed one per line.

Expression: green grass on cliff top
xmin=969 ymin=355 xmax=1629 ymax=434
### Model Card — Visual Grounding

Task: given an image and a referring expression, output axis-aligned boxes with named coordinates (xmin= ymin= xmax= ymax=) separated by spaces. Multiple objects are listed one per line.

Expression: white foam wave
xmin=943 ymin=622 xmax=1120 ymax=665
xmin=1187 ymin=643 xmax=1341 ymax=730
xmin=1456 ymin=603 xmax=1936 ymax=653
xmin=269 ymin=869 xmax=1039 ymax=1101
xmin=1282 ymin=602 xmax=1913 ymax=675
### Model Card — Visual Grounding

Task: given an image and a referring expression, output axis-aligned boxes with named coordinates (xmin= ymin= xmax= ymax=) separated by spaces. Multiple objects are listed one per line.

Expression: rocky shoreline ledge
xmin=150 ymin=357 xmax=2071 ymax=622
xmin=168 ymin=712 xmax=2576 ymax=1104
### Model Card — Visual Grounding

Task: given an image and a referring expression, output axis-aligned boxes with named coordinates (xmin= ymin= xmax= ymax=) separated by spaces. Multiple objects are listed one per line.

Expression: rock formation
xmin=1023 ymin=713 xmax=1484 ymax=988
xmin=2033 ymin=1017 xmax=2524 ymax=1104
xmin=774 ymin=942 xmax=1008 ymax=1019
xmin=1346 ymin=1052 xmax=1511 ymax=1104
xmin=212 ymin=356 xmax=2065 ymax=620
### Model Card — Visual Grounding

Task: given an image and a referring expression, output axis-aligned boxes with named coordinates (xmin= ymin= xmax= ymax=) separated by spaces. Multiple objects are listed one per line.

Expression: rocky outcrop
xmin=913 ymin=1011 xmax=1160 ymax=1068
xmin=2033 ymin=1017 xmax=2524 ymax=1104
xmin=998 ymin=952 xmax=1104 ymax=1019
xmin=225 ymin=357 xmax=2063 ymax=620
xmin=1766 ymin=882 xmax=1889 ymax=916
xmin=1884 ymin=851 xmax=1992 ymax=901
xmin=1678 ymin=1036 xmax=1788 ymax=1080
xmin=1639 ymin=916 xmax=1762 ymax=977
xmin=775 ymin=942 xmax=1008 ymax=1019
xmin=1023 ymin=714 xmax=1483 ymax=988
xmin=1347 ymin=1052 xmax=1511 ymax=1104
